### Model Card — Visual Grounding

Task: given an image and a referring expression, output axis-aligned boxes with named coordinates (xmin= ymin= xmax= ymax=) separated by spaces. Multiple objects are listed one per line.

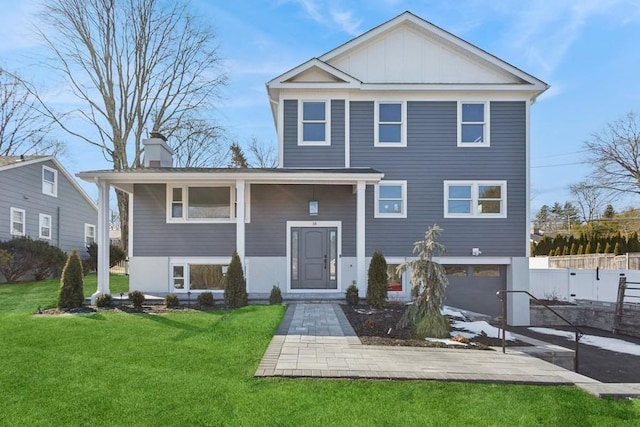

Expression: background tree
xmin=167 ymin=116 xmax=229 ymax=167
xmin=247 ymin=137 xmax=278 ymax=168
xmin=229 ymin=142 xmax=249 ymax=168
xmin=570 ymin=181 xmax=611 ymax=224
xmin=37 ymin=0 xmax=227 ymax=251
xmin=397 ymin=225 xmax=449 ymax=338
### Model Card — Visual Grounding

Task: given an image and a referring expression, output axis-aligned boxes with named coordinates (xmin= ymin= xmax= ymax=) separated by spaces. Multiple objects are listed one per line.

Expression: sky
xmin=1 ymin=0 xmax=640 ymax=215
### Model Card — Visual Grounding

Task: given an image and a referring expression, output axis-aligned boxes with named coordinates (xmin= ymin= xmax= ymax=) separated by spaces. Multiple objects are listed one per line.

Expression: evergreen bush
xmin=84 ymin=242 xmax=127 ymax=273
xmin=128 ymin=290 xmax=145 ymax=308
xmin=269 ymin=285 xmax=283 ymax=305
xmin=0 ymin=237 xmax=66 ymax=282
xmin=224 ymin=251 xmax=248 ymax=308
xmin=577 ymin=245 xmax=584 ymax=255
xmin=197 ymin=292 xmax=215 ymax=307
xmin=58 ymin=250 xmax=85 ymax=309
xmin=367 ymin=250 xmax=388 ymax=308
xmin=164 ymin=294 xmax=180 ymax=308
xmin=345 ymin=283 xmax=359 ymax=306
xmin=614 ymin=242 xmax=621 ymax=256
xmin=95 ymin=293 xmax=113 ymax=308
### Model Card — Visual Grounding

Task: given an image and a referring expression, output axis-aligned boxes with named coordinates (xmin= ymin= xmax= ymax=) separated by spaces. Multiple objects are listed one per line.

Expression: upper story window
xmin=42 ymin=166 xmax=58 ymax=197
xmin=458 ymin=102 xmax=490 ymax=147
xmin=10 ymin=207 xmax=25 ymax=236
xmin=168 ymin=185 xmax=233 ymax=223
xmin=375 ymin=102 xmax=406 ymax=147
xmin=39 ymin=214 xmax=52 ymax=240
xmin=85 ymin=223 xmax=96 ymax=246
xmin=444 ymin=181 xmax=506 ymax=218
xmin=375 ymin=180 xmax=407 ymax=218
xmin=298 ymin=101 xmax=330 ymax=146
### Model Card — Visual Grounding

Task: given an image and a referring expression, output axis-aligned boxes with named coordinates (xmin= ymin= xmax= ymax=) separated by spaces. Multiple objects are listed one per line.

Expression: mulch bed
xmin=341 ymin=303 xmax=530 ymax=350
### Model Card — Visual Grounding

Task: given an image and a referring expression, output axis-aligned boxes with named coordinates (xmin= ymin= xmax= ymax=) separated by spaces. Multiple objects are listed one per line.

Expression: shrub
xmin=367 ymin=250 xmax=388 ymax=308
xmin=58 ymin=250 xmax=85 ymax=309
xmin=84 ymin=242 xmax=127 ymax=273
xmin=95 ymin=294 xmax=113 ymax=308
xmin=345 ymin=282 xmax=359 ymax=306
xmin=197 ymin=292 xmax=215 ymax=307
xmin=0 ymin=249 xmax=12 ymax=269
xmin=128 ymin=290 xmax=145 ymax=308
xmin=164 ymin=294 xmax=180 ymax=308
xmin=269 ymin=285 xmax=283 ymax=305
xmin=224 ymin=251 xmax=248 ymax=309
xmin=0 ymin=237 xmax=66 ymax=282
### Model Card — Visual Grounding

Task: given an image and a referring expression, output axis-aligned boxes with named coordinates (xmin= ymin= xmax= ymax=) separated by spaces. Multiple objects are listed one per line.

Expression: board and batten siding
xmin=132 ymin=184 xmax=235 ymax=257
xmin=246 ymin=184 xmax=356 ymax=257
xmin=0 ymin=159 xmax=97 ymax=257
xmin=282 ymin=99 xmax=345 ymax=167
xmin=350 ymin=100 xmax=527 ymax=257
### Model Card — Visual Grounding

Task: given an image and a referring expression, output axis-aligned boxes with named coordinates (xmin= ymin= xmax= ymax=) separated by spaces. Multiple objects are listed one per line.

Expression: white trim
xmin=10 ymin=207 xmax=25 ymax=237
xmin=267 ymin=58 xmax=362 ymax=87
xmin=374 ymin=101 xmax=407 ymax=147
xmin=244 ymin=183 xmax=251 ymax=223
xmin=277 ymin=94 xmax=284 ymax=167
xmin=168 ymin=256 xmax=232 ymax=293
xmin=39 ymin=213 xmax=52 ymax=240
xmin=344 ymin=95 xmax=350 ymax=167
xmin=128 ymin=192 xmax=134 ymax=259
xmin=525 ymin=99 xmax=531 ymax=258
xmin=298 ymin=100 xmax=331 ymax=146
xmin=166 ymin=184 xmax=235 ymax=224
xmin=236 ymin=179 xmax=246 ymax=264
xmin=84 ymin=223 xmax=96 ymax=246
xmin=42 ymin=165 xmax=58 ymax=197
xmin=433 ymin=256 xmax=512 ymax=265
xmin=356 ymin=181 xmax=366 ymax=292
xmin=444 ymin=180 xmax=507 ymax=218
xmin=457 ymin=101 xmax=490 ymax=147
xmin=286 ymin=220 xmax=342 ymax=293
xmin=374 ymin=180 xmax=407 ymax=218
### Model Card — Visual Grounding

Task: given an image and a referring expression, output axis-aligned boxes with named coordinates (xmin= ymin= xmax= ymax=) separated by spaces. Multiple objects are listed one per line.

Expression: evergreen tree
xmin=367 ymin=250 xmax=388 ymax=308
xmin=585 ymin=242 xmax=592 ymax=254
xmin=604 ymin=242 xmax=612 ymax=254
xmin=603 ymin=204 xmax=615 ymax=219
xmin=577 ymin=245 xmax=584 ymax=255
xmin=570 ymin=243 xmax=577 ymax=255
xmin=554 ymin=247 xmax=561 ymax=256
xmin=614 ymin=242 xmax=621 ymax=256
xmin=58 ymin=250 xmax=84 ymax=309
xmin=229 ymin=142 xmax=248 ymax=168
xmin=595 ymin=242 xmax=602 ymax=253
xmin=224 ymin=251 xmax=248 ymax=308
xmin=562 ymin=246 xmax=569 ymax=256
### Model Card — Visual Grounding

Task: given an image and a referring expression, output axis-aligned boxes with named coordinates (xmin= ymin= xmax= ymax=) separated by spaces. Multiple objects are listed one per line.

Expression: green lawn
xmin=0 ymin=278 xmax=639 ymax=426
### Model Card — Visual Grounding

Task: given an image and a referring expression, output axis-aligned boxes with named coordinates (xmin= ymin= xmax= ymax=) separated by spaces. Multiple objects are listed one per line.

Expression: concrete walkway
xmin=255 ymin=303 xmax=640 ymax=398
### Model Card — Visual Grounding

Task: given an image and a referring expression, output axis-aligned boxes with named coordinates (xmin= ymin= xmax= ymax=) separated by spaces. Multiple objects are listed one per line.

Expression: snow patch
xmin=452 ymin=320 xmax=515 ymax=341
xmin=425 ymin=337 xmax=468 ymax=346
xmin=528 ymin=327 xmax=640 ymax=356
xmin=441 ymin=306 xmax=465 ymax=318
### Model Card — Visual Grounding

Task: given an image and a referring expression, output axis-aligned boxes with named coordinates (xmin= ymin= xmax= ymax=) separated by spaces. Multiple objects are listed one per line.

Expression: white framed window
xmin=444 ymin=181 xmax=506 ymax=218
xmin=167 ymin=185 xmax=234 ymax=223
xmin=458 ymin=102 xmax=490 ymax=147
xmin=374 ymin=180 xmax=407 ymax=218
xmin=298 ymin=100 xmax=330 ymax=146
xmin=10 ymin=208 xmax=26 ymax=236
xmin=85 ymin=223 xmax=96 ymax=246
xmin=170 ymin=258 xmax=230 ymax=292
xmin=39 ymin=214 xmax=52 ymax=240
xmin=375 ymin=101 xmax=406 ymax=147
xmin=42 ymin=166 xmax=58 ymax=197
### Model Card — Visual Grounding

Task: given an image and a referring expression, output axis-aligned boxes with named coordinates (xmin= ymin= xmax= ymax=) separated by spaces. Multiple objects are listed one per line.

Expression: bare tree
xmin=37 ymin=0 xmax=227 ymax=250
xmin=0 ymin=68 xmax=62 ymax=156
xmin=585 ymin=112 xmax=640 ymax=196
xmin=166 ymin=116 xmax=229 ymax=167
xmin=569 ymin=181 xmax=613 ymax=224
xmin=247 ymin=137 xmax=278 ymax=168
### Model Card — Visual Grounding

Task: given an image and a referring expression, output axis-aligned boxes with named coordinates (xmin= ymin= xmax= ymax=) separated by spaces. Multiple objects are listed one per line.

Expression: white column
xmin=91 ymin=179 xmax=110 ymax=304
xmin=236 ymin=179 xmax=246 ymax=262
xmin=356 ymin=181 xmax=366 ymax=293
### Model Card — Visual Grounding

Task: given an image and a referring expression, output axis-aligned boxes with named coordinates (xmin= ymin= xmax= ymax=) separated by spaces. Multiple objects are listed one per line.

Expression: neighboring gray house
xmin=0 ymin=156 xmax=98 ymax=260
xmin=79 ymin=12 xmax=548 ymax=325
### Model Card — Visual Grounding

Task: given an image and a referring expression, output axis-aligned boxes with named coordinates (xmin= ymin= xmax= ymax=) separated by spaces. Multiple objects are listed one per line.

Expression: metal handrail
xmin=496 ymin=290 xmax=583 ymax=373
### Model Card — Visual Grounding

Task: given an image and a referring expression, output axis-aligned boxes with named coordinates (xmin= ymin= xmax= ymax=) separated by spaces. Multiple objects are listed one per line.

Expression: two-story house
xmin=79 ymin=12 xmax=547 ymax=325
xmin=0 ymin=156 xmax=98 ymax=273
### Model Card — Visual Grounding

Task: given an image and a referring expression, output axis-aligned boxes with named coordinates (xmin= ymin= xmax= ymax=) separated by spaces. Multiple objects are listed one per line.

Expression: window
xmin=473 ymin=266 xmax=501 ymax=277
xmin=444 ymin=265 xmax=468 ymax=276
xmin=458 ymin=102 xmax=489 ymax=147
xmin=375 ymin=102 xmax=406 ymax=146
xmin=10 ymin=208 xmax=25 ymax=236
xmin=387 ymin=264 xmax=403 ymax=292
xmin=39 ymin=214 xmax=52 ymax=240
xmin=170 ymin=261 xmax=228 ymax=292
xmin=168 ymin=185 xmax=233 ymax=222
xmin=85 ymin=224 xmax=96 ymax=246
xmin=444 ymin=181 xmax=506 ymax=218
xmin=298 ymin=101 xmax=329 ymax=145
xmin=42 ymin=166 xmax=58 ymax=197
xmin=375 ymin=181 xmax=407 ymax=218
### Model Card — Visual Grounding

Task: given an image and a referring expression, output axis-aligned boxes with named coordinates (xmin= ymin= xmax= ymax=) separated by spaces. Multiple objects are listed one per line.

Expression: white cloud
xmin=283 ymin=0 xmax=363 ymax=36
xmin=330 ymin=9 xmax=363 ymax=36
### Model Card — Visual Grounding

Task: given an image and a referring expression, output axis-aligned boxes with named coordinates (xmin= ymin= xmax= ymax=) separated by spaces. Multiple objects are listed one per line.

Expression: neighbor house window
xmin=170 ymin=260 xmax=229 ymax=292
xmin=42 ymin=166 xmax=58 ymax=197
xmin=458 ymin=102 xmax=489 ymax=147
xmin=444 ymin=181 xmax=506 ymax=218
xmin=10 ymin=208 xmax=25 ymax=236
xmin=168 ymin=185 xmax=233 ymax=222
xmin=85 ymin=223 xmax=96 ymax=246
xmin=39 ymin=214 xmax=52 ymax=240
xmin=375 ymin=181 xmax=407 ymax=218
xmin=375 ymin=102 xmax=406 ymax=146
xmin=298 ymin=100 xmax=329 ymax=145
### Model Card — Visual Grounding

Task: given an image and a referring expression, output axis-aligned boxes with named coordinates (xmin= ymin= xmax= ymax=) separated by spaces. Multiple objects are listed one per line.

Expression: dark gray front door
xmin=291 ymin=227 xmax=337 ymax=289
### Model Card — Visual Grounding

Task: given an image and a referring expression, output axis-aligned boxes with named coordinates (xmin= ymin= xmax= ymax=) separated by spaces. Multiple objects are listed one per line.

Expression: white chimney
xmin=142 ymin=132 xmax=174 ymax=168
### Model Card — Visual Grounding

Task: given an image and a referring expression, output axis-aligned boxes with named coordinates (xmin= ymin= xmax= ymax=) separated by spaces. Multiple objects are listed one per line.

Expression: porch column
xmin=356 ymin=180 xmax=366 ymax=292
xmin=236 ymin=179 xmax=246 ymax=263
xmin=91 ymin=179 xmax=110 ymax=304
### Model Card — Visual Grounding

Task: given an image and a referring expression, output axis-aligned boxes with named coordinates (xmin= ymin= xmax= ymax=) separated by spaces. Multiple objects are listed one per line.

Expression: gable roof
xmin=0 ymin=155 xmax=98 ymax=212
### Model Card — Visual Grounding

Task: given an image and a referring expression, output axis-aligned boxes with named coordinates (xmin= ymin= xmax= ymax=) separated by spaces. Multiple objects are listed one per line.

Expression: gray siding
xmin=132 ymin=184 xmax=236 ymax=257
xmin=246 ymin=184 xmax=356 ymax=257
xmin=350 ymin=101 xmax=526 ymax=257
xmin=0 ymin=159 xmax=97 ymax=257
xmin=282 ymin=99 xmax=345 ymax=167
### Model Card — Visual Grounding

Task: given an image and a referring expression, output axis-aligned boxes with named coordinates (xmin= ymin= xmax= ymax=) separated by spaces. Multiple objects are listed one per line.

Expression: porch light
xmin=309 ymin=200 xmax=319 ymax=216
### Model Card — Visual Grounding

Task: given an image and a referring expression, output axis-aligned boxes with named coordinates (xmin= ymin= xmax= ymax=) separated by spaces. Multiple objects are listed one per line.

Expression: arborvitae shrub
xmin=128 ymin=290 xmax=145 ymax=308
xmin=614 ymin=242 xmax=621 ymax=256
xmin=595 ymin=242 xmax=603 ymax=253
xmin=345 ymin=283 xmax=359 ymax=306
xmin=577 ymin=245 xmax=584 ymax=255
xmin=367 ymin=250 xmax=388 ymax=308
xmin=553 ymin=247 xmax=561 ymax=256
xmin=164 ymin=293 xmax=180 ymax=308
xmin=585 ymin=243 xmax=592 ymax=254
xmin=570 ymin=243 xmax=577 ymax=255
xmin=58 ymin=250 xmax=85 ymax=309
xmin=269 ymin=285 xmax=283 ymax=305
xmin=562 ymin=246 xmax=569 ymax=256
xmin=224 ymin=251 xmax=248 ymax=309
xmin=95 ymin=294 xmax=113 ymax=308
xmin=197 ymin=292 xmax=214 ymax=307
xmin=604 ymin=242 xmax=612 ymax=254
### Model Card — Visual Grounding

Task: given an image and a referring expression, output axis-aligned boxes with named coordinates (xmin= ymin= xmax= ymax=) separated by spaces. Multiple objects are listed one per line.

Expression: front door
xmin=291 ymin=227 xmax=337 ymax=289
